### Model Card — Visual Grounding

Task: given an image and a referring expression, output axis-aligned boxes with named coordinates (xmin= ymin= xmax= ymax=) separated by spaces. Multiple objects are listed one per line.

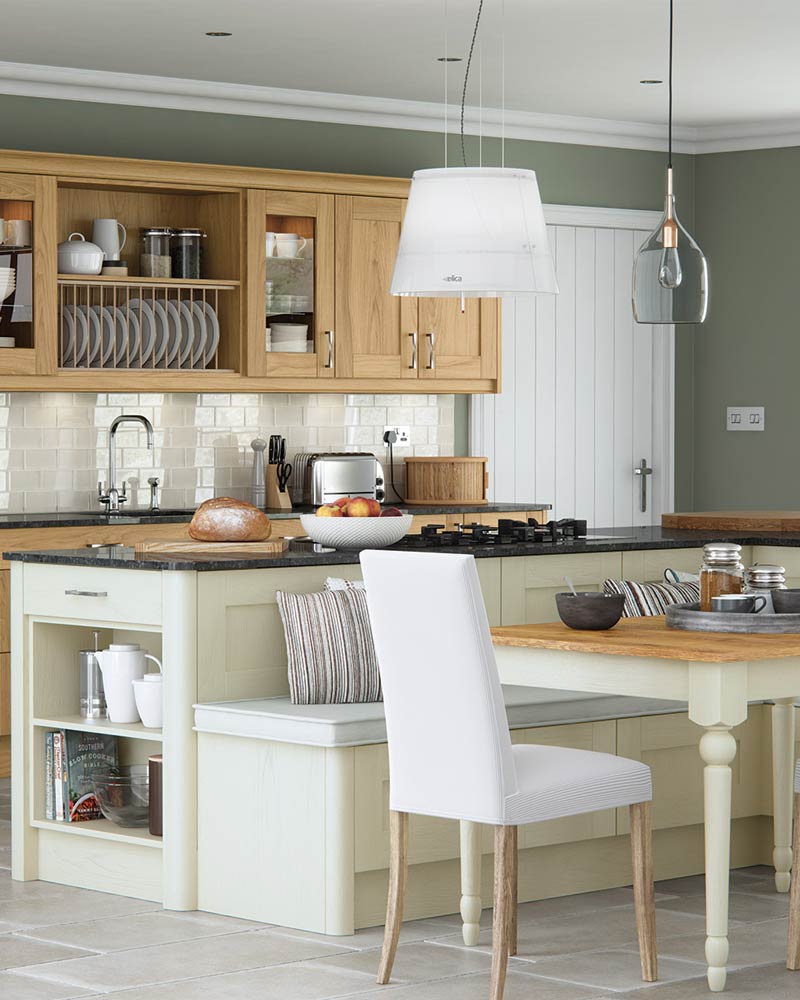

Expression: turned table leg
xmin=772 ymin=699 xmax=796 ymax=893
xmin=700 ymin=727 xmax=737 ymax=992
xmin=460 ymin=820 xmax=482 ymax=946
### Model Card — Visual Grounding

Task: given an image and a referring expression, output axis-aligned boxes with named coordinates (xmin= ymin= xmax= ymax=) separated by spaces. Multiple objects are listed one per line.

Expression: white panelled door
xmin=471 ymin=207 xmax=674 ymax=528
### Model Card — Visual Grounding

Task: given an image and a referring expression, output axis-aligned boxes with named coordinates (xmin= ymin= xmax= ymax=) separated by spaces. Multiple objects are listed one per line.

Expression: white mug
xmin=91 ymin=218 xmax=127 ymax=260
xmin=95 ymin=643 xmax=162 ymax=723
xmin=265 ymin=232 xmax=277 ymax=257
xmin=275 ymin=234 xmax=307 ymax=258
xmin=132 ymin=672 xmax=163 ymax=728
xmin=4 ymin=219 xmax=31 ymax=247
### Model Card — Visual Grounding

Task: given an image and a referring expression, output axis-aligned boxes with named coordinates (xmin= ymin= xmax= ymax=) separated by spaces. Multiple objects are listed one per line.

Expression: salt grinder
xmin=251 ymin=438 xmax=267 ymax=508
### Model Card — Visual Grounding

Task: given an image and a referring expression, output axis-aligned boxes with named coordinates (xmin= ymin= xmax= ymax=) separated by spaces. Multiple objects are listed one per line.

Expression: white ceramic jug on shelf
xmin=95 ymin=644 xmax=163 ymax=724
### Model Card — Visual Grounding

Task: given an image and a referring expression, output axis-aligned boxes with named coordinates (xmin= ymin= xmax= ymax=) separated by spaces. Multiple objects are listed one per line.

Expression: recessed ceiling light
xmin=437 ymin=56 xmax=463 ymax=62
xmin=640 ymin=79 xmax=663 ymax=84
xmin=206 ymin=31 xmax=232 ymax=37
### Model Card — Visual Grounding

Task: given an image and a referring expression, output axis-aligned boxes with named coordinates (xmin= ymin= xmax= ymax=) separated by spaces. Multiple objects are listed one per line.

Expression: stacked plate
xmin=0 ymin=266 xmax=16 ymax=304
xmin=60 ymin=298 xmax=220 ymax=370
xmin=266 ymin=322 xmax=309 ymax=353
xmin=267 ymin=292 xmax=311 ymax=314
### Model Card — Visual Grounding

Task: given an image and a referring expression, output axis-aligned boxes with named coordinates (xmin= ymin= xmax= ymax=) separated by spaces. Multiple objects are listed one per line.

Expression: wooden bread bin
xmin=403 ymin=456 xmax=488 ymax=506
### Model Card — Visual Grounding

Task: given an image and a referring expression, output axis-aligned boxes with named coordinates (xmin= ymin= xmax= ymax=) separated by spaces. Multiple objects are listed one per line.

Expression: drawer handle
xmin=64 ymin=589 xmax=108 ymax=598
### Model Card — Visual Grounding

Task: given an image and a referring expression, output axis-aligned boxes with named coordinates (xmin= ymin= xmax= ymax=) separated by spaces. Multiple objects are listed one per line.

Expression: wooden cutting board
xmin=662 ymin=511 xmax=800 ymax=531
xmin=134 ymin=538 xmax=289 ymax=556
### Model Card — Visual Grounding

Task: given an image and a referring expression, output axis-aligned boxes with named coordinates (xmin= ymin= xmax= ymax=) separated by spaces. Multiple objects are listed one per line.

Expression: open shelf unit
xmin=31 ymin=816 xmax=163 ymax=848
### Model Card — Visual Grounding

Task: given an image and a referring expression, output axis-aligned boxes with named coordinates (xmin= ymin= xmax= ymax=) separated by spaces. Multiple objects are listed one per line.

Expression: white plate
xmin=63 ymin=305 xmax=89 ymax=366
xmin=113 ymin=306 xmax=142 ymax=368
xmin=149 ymin=299 xmax=171 ymax=367
xmin=187 ymin=300 xmax=208 ymax=367
xmin=80 ymin=305 xmax=102 ymax=367
xmin=60 ymin=306 xmax=75 ymax=366
xmin=89 ymin=306 xmax=116 ymax=368
xmin=177 ymin=301 xmax=196 ymax=367
xmin=164 ymin=301 xmax=185 ymax=368
xmin=127 ymin=299 xmax=157 ymax=366
xmin=194 ymin=300 xmax=220 ymax=368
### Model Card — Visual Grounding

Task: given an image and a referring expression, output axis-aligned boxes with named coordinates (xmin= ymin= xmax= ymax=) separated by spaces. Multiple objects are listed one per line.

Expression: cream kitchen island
xmin=7 ymin=529 xmax=800 ymax=936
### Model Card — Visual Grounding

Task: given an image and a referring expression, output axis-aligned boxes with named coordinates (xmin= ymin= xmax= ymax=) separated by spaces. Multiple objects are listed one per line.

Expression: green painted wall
xmin=689 ymin=148 xmax=799 ymax=510
xmin=0 ymin=94 xmax=694 ymax=494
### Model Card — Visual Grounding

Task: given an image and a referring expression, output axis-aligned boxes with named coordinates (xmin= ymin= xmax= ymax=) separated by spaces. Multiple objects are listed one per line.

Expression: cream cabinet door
xmin=501 ymin=552 xmax=623 ymax=625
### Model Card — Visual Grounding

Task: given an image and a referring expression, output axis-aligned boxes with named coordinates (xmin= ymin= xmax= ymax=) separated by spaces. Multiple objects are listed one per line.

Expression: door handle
xmin=324 ymin=330 xmax=334 ymax=369
xmin=633 ymin=458 xmax=653 ymax=513
xmin=64 ymin=589 xmax=108 ymax=598
xmin=408 ymin=332 xmax=417 ymax=370
xmin=426 ymin=332 xmax=435 ymax=371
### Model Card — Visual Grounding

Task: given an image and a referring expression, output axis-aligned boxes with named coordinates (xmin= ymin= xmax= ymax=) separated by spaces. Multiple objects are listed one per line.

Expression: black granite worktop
xmin=0 ymin=501 xmax=551 ymax=531
xmin=7 ymin=525 xmax=800 ymax=573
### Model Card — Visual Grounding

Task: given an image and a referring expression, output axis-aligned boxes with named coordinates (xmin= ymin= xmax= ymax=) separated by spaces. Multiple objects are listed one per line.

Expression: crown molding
xmin=0 ymin=60 xmax=799 ymax=156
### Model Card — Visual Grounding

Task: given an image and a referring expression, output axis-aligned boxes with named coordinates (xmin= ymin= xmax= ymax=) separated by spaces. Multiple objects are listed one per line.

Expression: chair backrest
xmin=359 ymin=550 xmax=516 ymax=824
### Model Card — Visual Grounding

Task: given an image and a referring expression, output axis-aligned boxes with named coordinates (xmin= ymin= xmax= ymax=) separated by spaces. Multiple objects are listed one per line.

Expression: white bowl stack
xmin=267 ymin=322 xmax=309 ymax=353
xmin=0 ymin=266 xmax=16 ymax=304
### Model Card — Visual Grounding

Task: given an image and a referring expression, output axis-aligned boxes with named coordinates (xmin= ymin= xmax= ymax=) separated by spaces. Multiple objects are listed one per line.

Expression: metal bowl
xmin=555 ymin=591 xmax=625 ymax=631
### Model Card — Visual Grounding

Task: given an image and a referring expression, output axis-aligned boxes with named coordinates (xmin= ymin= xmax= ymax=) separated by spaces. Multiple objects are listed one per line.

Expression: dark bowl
xmin=555 ymin=591 xmax=625 ymax=631
xmin=771 ymin=589 xmax=800 ymax=615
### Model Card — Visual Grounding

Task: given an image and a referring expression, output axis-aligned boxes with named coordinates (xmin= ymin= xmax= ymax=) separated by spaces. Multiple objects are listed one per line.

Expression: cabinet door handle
xmin=426 ymin=332 xmax=435 ymax=371
xmin=324 ymin=330 xmax=334 ymax=369
xmin=408 ymin=332 xmax=418 ymax=370
xmin=64 ymin=589 xmax=108 ymax=598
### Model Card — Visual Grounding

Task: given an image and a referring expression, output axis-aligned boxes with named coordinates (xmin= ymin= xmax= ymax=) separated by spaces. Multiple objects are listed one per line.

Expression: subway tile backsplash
xmin=0 ymin=392 xmax=455 ymax=512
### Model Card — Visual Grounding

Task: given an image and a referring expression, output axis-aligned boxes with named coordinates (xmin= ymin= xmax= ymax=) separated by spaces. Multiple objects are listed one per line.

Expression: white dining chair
xmin=788 ymin=760 xmax=800 ymax=969
xmin=360 ymin=550 xmax=657 ymax=1000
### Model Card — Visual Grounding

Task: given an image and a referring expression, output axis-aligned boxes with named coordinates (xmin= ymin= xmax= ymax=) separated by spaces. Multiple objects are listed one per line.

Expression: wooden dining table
xmin=458 ymin=617 xmax=800 ymax=992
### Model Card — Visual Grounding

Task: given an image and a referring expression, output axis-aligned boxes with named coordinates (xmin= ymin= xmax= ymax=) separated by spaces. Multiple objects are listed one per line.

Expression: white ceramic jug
xmin=95 ymin=644 xmax=163 ymax=723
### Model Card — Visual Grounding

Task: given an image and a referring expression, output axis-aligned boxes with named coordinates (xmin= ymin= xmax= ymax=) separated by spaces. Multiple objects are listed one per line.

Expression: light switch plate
xmin=727 ymin=406 xmax=765 ymax=431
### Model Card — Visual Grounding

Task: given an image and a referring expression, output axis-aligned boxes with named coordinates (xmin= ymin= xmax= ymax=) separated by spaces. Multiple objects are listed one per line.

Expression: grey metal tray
xmin=666 ymin=601 xmax=800 ymax=634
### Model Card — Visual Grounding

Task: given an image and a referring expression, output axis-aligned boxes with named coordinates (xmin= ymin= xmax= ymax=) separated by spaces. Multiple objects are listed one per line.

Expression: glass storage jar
xmin=170 ymin=228 xmax=206 ymax=279
xmin=744 ymin=564 xmax=786 ymax=614
xmin=140 ymin=228 xmax=173 ymax=278
xmin=700 ymin=542 xmax=744 ymax=611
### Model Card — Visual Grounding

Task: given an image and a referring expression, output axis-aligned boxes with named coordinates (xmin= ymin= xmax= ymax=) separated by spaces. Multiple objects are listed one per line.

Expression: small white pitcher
xmin=95 ymin=644 xmax=163 ymax=724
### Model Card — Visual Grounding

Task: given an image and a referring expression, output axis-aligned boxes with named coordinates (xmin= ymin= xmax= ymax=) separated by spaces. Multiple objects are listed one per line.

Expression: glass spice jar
xmin=744 ymin=564 xmax=786 ymax=614
xmin=700 ymin=542 xmax=744 ymax=611
xmin=140 ymin=228 xmax=173 ymax=278
xmin=170 ymin=228 xmax=206 ymax=279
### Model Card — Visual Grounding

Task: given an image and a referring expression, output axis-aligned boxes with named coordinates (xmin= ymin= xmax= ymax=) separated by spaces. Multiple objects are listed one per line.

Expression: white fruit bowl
xmin=300 ymin=513 xmax=413 ymax=550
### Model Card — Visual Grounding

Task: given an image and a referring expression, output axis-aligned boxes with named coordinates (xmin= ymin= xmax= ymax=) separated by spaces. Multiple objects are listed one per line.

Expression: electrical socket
xmin=727 ymin=406 xmax=765 ymax=432
xmin=384 ymin=425 xmax=410 ymax=446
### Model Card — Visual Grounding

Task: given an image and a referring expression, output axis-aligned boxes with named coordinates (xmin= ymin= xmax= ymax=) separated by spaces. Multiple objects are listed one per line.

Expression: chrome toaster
xmin=293 ymin=452 xmax=386 ymax=506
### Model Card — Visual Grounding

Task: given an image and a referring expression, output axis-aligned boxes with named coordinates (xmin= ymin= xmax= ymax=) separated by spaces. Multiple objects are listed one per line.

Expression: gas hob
xmin=396 ymin=518 xmax=588 ymax=549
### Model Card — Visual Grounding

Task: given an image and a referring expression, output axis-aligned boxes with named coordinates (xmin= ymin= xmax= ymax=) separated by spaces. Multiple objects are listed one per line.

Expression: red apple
xmin=333 ymin=497 xmax=351 ymax=508
xmin=346 ymin=497 xmax=372 ymax=518
xmin=380 ymin=507 xmax=403 ymax=517
xmin=316 ymin=504 xmax=343 ymax=517
xmin=366 ymin=499 xmax=382 ymax=517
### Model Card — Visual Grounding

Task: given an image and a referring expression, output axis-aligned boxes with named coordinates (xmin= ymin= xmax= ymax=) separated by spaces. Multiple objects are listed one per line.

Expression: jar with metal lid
xmin=170 ymin=228 xmax=206 ymax=279
xmin=140 ymin=228 xmax=173 ymax=278
xmin=700 ymin=542 xmax=744 ymax=611
xmin=744 ymin=563 xmax=786 ymax=614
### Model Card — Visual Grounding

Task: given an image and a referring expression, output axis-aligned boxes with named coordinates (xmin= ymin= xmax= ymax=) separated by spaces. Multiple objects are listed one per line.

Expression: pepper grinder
xmin=251 ymin=438 xmax=267 ymax=508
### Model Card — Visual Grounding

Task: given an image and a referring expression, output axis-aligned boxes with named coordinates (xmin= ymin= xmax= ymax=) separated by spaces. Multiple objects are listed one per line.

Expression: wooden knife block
xmin=266 ymin=465 xmax=292 ymax=510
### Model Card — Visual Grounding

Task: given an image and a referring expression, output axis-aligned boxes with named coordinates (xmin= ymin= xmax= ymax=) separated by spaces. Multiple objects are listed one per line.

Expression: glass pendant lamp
xmin=390 ymin=0 xmax=558 ymax=299
xmin=632 ymin=0 xmax=708 ymax=324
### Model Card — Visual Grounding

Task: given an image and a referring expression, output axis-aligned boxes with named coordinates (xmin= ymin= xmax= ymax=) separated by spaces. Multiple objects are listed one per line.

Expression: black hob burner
xmin=399 ymin=517 xmax=588 ymax=548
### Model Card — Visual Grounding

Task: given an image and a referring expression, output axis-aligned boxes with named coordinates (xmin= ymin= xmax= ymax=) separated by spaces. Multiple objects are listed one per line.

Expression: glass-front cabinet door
xmin=0 ymin=173 xmax=56 ymax=376
xmin=247 ymin=189 xmax=334 ymax=379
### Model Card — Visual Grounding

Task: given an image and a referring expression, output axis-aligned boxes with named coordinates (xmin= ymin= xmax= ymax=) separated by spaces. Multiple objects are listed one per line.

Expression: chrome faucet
xmin=98 ymin=414 xmax=155 ymax=513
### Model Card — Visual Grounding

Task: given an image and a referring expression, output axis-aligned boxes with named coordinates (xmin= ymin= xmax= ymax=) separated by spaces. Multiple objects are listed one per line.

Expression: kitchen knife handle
xmin=408 ymin=331 xmax=417 ymax=370
xmin=426 ymin=332 xmax=435 ymax=371
xmin=324 ymin=330 xmax=334 ymax=369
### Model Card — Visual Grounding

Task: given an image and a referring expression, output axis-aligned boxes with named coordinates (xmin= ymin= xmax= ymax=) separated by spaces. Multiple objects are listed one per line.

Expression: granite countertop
xmin=8 ymin=525 xmax=800 ymax=572
xmin=0 ymin=501 xmax=552 ymax=531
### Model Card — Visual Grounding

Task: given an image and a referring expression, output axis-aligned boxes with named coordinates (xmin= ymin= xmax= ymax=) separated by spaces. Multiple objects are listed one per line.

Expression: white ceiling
xmin=1 ymin=0 xmax=798 ymax=137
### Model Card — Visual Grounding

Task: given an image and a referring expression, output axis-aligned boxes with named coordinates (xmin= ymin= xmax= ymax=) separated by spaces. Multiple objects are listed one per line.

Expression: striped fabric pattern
xmin=603 ymin=578 xmax=700 ymax=617
xmin=324 ymin=577 xmax=366 ymax=591
xmin=276 ymin=588 xmax=382 ymax=705
xmin=795 ymin=759 xmax=800 ymax=794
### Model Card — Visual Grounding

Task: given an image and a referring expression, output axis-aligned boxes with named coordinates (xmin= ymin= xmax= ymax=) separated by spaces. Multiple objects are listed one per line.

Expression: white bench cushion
xmin=194 ymin=687 xmax=687 ymax=748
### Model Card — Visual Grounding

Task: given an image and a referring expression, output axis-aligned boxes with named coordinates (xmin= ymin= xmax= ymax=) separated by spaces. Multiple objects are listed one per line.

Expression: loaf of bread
xmin=189 ymin=497 xmax=272 ymax=542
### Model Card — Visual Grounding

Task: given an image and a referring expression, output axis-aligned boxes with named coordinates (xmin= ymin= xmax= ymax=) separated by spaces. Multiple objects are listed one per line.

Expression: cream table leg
xmin=700 ymin=727 xmax=737 ymax=993
xmin=772 ymin=699 xmax=796 ymax=893
xmin=460 ymin=820 xmax=482 ymax=946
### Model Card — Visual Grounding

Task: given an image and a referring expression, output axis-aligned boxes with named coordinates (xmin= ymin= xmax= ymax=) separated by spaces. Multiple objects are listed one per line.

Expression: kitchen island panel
xmin=501 ymin=551 xmax=623 ymax=625
xmin=620 ymin=546 xmax=710 ymax=582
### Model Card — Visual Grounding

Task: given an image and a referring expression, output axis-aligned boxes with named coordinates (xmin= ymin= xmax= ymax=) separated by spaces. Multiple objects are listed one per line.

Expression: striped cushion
xmin=603 ymin=579 xmax=700 ymax=617
xmin=276 ymin=588 xmax=382 ymax=704
xmin=325 ymin=577 xmax=365 ymax=591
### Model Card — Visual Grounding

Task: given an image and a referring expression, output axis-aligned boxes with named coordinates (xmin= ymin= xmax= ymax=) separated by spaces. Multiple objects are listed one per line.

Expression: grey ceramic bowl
xmin=771 ymin=589 xmax=800 ymax=614
xmin=555 ymin=591 xmax=625 ymax=631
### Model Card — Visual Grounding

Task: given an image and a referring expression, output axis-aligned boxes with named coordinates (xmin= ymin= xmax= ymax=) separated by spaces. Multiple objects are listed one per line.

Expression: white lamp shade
xmin=390 ymin=167 xmax=558 ymax=297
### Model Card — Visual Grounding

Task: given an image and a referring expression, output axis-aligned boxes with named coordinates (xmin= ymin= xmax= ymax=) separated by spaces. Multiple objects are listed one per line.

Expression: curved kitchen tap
xmin=98 ymin=414 xmax=155 ymax=513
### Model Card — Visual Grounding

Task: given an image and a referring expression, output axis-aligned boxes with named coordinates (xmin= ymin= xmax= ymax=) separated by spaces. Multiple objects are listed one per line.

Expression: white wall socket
xmin=727 ymin=406 xmax=765 ymax=431
xmin=384 ymin=425 xmax=410 ymax=445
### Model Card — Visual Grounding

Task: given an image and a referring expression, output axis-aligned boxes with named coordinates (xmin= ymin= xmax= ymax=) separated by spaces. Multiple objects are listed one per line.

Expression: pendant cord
xmin=668 ymin=0 xmax=673 ymax=169
xmin=460 ymin=0 xmax=484 ymax=167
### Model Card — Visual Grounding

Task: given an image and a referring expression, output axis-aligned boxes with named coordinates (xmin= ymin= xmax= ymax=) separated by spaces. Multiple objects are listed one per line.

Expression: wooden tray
xmin=134 ymin=538 xmax=289 ymax=556
xmin=666 ymin=601 xmax=800 ymax=634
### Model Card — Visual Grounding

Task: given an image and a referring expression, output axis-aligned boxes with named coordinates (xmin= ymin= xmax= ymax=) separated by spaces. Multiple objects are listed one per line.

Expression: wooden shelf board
xmin=33 ymin=716 xmax=163 ymax=742
xmin=31 ymin=816 xmax=162 ymax=848
xmin=57 ymin=275 xmax=239 ymax=290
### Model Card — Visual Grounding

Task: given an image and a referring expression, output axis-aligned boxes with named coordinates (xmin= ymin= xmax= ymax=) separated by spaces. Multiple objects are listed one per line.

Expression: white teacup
xmin=275 ymin=234 xmax=307 ymax=258
xmin=132 ymin=673 xmax=163 ymax=728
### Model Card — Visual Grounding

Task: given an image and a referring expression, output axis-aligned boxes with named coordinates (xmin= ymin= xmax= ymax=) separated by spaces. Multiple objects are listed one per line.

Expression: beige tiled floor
xmin=0 ymin=779 xmax=797 ymax=998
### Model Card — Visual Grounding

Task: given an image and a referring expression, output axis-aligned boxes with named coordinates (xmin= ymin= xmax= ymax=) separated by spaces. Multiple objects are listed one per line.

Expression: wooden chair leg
xmin=377 ymin=810 xmax=408 ymax=985
xmin=630 ymin=801 xmax=658 ymax=983
xmin=787 ymin=794 xmax=800 ymax=970
xmin=491 ymin=825 xmax=514 ymax=1000
xmin=508 ymin=825 xmax=518 ymax=956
